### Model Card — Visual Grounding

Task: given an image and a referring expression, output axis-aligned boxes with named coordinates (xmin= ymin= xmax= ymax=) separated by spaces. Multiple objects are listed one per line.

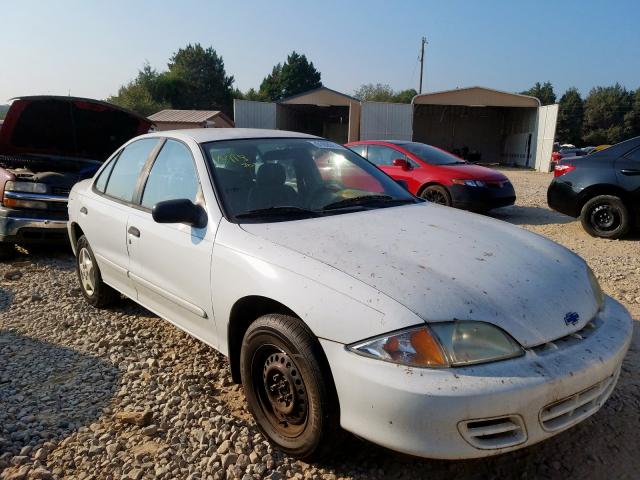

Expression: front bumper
xmin=0 ymin=206 xmax=69 ymax=244
xmin=321 ymin=296 xmax=633 ymax=459
xmin=449 ymin=183 xmax=516 ymax=211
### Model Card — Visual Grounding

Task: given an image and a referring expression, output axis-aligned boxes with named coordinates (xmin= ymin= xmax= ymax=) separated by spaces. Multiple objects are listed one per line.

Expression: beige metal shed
xmin=234 ymin=87 xmax=361 ymax=143
xmin=149 ymin=109 xmax=234 ymax=131
xmin=411 ymin=87 xmax=557 ymax=171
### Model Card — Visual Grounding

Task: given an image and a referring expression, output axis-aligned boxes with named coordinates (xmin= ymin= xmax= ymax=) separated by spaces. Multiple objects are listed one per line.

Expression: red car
xmin=345 ymin=140 xmax=516 ymax=211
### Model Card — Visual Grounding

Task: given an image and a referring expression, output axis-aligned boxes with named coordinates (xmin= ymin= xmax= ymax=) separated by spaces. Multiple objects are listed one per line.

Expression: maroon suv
xmin=0 ymin=96 xmax=152 ymax=258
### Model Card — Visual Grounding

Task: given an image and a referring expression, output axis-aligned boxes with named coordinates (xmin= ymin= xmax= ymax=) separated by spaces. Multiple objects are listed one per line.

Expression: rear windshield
xmin=402 ymin=143 xmax=465 ymax=165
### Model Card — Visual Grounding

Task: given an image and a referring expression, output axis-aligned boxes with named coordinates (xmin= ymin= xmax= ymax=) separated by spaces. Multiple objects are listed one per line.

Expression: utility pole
xmin=419 ymin=37 xmax=428 ymax=94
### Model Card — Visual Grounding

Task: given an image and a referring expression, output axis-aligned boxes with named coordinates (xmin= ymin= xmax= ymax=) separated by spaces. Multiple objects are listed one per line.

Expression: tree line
xmin=107 ymin=43 xmax=418 ymax=118
xmin=108 ymin=44 xmax=640 ymax=148
xmin=521 ymin=81 xmax=640 ymax=146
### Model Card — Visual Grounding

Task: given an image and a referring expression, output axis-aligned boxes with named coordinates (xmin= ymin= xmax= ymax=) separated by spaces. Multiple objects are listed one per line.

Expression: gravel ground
xmin=1 ymin=169 xmax=638 ymax=480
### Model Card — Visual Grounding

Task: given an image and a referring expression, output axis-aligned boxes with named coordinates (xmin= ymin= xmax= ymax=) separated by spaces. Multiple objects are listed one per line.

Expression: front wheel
xmin=75 ymin=235 xmax=118 ymax=308
xmin=240 ymin=314 xmax=342 ymax=460
xmin=580 ymin=195 xmax=630 ymax=239
xmin=420 ymin=184 xmax=452 ymax=206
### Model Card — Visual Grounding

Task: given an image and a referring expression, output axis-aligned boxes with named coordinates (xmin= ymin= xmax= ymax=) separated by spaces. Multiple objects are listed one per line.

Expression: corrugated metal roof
xmin=148 ymin=109 xmax=223 ymax=123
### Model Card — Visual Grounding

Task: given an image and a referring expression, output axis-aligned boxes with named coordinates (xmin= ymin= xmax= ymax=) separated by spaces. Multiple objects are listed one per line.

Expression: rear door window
xmin=367 ymin=145 xmax=406 ymax=166
xmin=94 ymin=154 xmax=118 ymax=193
xmin=141 ymin=140 xmax=200 ymax=208
xmin=104 ymin=138 xmax=158 ymax=202
xmin=348 ymin=144 xmax=366 ymax=157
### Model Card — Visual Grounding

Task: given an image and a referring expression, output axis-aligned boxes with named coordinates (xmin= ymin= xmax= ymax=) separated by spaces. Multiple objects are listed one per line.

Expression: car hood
xmin=241 ymin=204 xmax=600 ymax=348
xmin=434 ymin=163 xmax=508 ymax=181
xmin=0 ymin=96 xmax=153 ymax=162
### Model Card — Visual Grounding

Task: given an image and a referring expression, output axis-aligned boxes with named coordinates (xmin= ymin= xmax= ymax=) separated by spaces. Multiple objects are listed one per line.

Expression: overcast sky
xmin=2 ymin=0 xmax=639 ymax=103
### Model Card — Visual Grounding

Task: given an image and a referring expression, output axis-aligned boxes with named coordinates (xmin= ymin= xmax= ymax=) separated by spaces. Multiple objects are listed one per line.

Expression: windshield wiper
xmin=322 ymin=195 xmax=415 ymax=211
xmin=236 ymin=206 xmax=322 ymax=219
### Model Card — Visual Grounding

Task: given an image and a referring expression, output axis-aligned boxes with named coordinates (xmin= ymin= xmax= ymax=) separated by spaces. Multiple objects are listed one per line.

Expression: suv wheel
xmin=75 ymin=235 xmax=118 ymax=307
xmin=580 ymin=195 xmax=630 ymax=239
xmin=0 ymin=243 xmax=16 ymax=261
xmin=240 ymin=314 xmax=342 ymax=460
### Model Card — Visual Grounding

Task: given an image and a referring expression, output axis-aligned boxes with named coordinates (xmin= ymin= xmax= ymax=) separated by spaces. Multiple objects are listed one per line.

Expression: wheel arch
xmin=227 ymin=295 xmax=299 ymax=383
xmin=69 ymin=222 xmax=85 ymax=255
xmin=416 ymin=181 xmax=447 ymax=197
xmin=577 ymin=184 xmax=636 ymax=217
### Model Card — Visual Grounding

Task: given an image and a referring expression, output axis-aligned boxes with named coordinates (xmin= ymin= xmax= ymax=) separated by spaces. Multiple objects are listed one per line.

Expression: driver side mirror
xmin=392 ymin=158 xmax=411 ymax=171
xmin=152 ymin=199 xmax=208 ymax=228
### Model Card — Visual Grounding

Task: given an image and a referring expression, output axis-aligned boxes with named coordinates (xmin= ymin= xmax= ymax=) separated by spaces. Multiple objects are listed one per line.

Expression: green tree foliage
xmin=583 ymin=84 xmax=633 ymax=145
xmin=521 ymin=81 xmax=556 ymax=105
xmin=0 ymin=104 xmax=9 ymax=120
xmin=107 ymin=44 xmax=235 ymax=117
xmin=166 ymin=44 xmax=234 ymax=113
xmin=107 ymin=64 xmax=170 ymax=117
xmin=259 ymin=52 xmax=322 ymax=101
xmin=556 ymin=87 xmax=584 ymax=146
xmin=353 ymin=83 xmax=417 ymax=103
xmin=624 ymin=88 xmax=640 ymax=139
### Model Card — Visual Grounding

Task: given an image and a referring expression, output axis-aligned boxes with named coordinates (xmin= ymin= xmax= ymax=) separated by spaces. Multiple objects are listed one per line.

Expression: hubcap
xmin=423 ymin=189 xmax=447 ymax=205
xmin=254 ymin=348 xmax=308 ymax=436
xmin=78 ymin=248 xmax=96 ymax=296
xmin=590 ymin=204 xmax=619 ymax=232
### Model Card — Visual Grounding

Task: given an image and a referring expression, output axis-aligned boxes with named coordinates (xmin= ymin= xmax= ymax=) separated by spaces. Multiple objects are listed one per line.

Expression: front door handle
xmin=620 ymin=169 xmax=640 ymax=176
xmin=127 ymin=226 xmax=140 ymax=238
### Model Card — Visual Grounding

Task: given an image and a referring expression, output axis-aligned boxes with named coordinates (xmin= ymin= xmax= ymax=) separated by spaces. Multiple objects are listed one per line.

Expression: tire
xmin=75 ymin=235 xmax=118 ymax=308
xmin=420 ymin=184 xmax=452 ymax=206
xmin=0 ymin=243 xmax=17 ymax=261
xmin=580 ymin=195 xmax=630 ymax=239
xmin=240 ymin=314 xmax=342 ymax=460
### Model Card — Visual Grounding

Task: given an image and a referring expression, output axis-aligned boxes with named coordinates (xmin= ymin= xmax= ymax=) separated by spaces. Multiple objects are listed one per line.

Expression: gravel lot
xmin=1 ymin=168 xmax=638 ymax=480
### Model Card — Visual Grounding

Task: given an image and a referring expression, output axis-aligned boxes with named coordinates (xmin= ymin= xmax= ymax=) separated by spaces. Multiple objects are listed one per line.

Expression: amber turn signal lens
xmin=410 ymin=329 xmax=447 ymax=366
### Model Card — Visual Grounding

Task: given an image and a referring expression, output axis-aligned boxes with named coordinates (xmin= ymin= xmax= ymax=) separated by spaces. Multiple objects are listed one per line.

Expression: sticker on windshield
xmin=309 ymin=140 xmax=344 ymax=150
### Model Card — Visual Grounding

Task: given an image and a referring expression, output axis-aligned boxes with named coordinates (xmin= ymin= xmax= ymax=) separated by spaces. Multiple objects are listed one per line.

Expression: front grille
xmin=50 ymin=186 xmax=71 ymax=196
xmin=458 ymin=415 xmax=527 ymax=449
xmin=486 ymin=181 xmax=509 ymax=189
xmin=533 ymin=318 xmax=601 ymax=356
xmin=539 ymin=369 xmax=619 ymax=432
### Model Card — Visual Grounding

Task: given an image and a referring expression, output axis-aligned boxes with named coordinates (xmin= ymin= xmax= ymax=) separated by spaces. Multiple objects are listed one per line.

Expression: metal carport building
xmin=234 ymin=87 xmax=361 ymax=144
xmin=360 ymin=87 xmax=558 ymax=172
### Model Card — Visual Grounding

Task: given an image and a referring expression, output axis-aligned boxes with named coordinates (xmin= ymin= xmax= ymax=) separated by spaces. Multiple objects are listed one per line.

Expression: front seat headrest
xmin=256 ymin=163 xmax=286 ymax=186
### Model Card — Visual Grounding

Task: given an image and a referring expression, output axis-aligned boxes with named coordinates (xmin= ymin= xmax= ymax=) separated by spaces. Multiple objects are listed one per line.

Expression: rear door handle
xmin=127 ymin=226 xmax=140 ymax=238
xmin=620 ymin=169 xmax=640 ymax=176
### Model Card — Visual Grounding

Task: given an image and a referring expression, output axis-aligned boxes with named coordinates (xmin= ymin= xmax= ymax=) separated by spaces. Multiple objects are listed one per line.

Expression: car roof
xmin=143 ymin=128 xmax=321 ymax=144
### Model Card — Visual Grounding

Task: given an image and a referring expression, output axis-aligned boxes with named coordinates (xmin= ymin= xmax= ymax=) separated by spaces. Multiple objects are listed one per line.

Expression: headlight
xmin=587 ymin=267 xmax=605 ymax=311
xmin=348 ymin=321 xmax=523 ymax=368
xmin=452 ymin=179 xmax=485 ymax=187
xmin=429 ymin=321 xmax=523 ymax=366
xmin=348 ymin=326 xmax=448 ymax=367
xmin=4 ymin=181 xmax=48 ymax=193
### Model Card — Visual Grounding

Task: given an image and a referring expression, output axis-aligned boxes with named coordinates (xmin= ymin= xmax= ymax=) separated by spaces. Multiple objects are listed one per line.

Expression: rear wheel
xmin=580 ymin=195 xmax=630 ymax=239
xmin=420 ymin=185 xmax=452 ymax=206
xmin=75 ymin=235 xmax=118 ymax=307
xmin=240 ymin=314 xmax=342 ymax=460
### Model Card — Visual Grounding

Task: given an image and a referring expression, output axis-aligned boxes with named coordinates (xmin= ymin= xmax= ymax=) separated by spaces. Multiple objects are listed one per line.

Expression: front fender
xmin=210 ymin=222 xmax=423 ymax=356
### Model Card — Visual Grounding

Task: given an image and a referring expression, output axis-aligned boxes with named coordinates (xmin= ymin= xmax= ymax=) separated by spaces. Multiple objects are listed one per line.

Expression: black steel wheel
xmin=420 ymin=185 xmax=452 ymax=206
xmin=240 ymin=314 xmax=342 ymax=460
xmin=580 ymin=195 xmax=630 ymax=239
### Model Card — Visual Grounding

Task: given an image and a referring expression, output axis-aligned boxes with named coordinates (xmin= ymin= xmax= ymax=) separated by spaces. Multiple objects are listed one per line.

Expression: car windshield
xmin=400 ymin=142 xmax=465 ymax=165
xmin=201 ymin=138 xmax=417 ymax=221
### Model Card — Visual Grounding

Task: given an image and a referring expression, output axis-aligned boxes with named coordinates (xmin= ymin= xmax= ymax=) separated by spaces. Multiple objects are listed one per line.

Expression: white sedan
xmin=67 ymin=129 xmax=633 ymax=460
